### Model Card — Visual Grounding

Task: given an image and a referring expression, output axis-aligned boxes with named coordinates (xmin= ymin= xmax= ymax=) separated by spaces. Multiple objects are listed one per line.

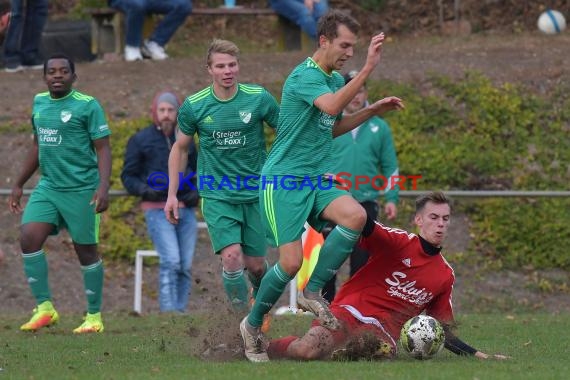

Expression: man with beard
xmin=122 ymin=90 xmax=198 ymax=313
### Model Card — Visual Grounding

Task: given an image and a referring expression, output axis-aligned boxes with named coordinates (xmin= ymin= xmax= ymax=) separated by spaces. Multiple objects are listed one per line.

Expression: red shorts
xmin=311 ymin=304 xmax=397 ymax=354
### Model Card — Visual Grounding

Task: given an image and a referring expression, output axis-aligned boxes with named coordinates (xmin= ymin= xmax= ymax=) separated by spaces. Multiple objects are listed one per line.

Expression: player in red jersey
xmin=267 ymin=191 xmax=508 ymax=360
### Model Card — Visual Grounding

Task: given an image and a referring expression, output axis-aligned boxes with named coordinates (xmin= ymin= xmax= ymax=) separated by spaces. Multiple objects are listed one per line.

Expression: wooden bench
xmin=87 ymin=7 xmax=311 ymax=59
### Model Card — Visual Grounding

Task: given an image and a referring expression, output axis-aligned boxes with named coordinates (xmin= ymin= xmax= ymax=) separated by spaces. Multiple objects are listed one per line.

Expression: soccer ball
xmin=537 ymin=10 xmax=567 ymax=34
xmin=399 ymin=315 xmax=445 ymax=360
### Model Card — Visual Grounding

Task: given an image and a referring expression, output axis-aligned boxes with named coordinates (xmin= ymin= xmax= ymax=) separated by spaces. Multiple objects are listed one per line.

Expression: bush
xmin=98 ymin=118 xmax=153 ymax=261
xmin=365 ymin=72 xmax=570 ymax=270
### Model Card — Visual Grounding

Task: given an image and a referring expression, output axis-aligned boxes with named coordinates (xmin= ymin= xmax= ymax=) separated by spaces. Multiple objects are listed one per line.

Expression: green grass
xmin=1 ymin=312 xmax=569 ymax=379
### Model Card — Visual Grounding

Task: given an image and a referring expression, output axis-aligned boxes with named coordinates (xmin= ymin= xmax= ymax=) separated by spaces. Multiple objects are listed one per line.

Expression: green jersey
xmin=32 ymin=90 xmax=110 ymax=191
xmin=262 ymin=57 xmax=344 ymax=177
xmin=178 ymin=83 xmax=280 ymax=202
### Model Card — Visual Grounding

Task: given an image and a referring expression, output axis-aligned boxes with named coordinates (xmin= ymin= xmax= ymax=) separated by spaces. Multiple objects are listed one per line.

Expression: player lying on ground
xmin=267 ymin=191 xmax=509 ymax=360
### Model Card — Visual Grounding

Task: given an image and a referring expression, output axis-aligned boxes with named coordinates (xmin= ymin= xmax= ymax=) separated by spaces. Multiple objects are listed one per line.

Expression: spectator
xmin=322 ymin=69 xmax=400 ymax=303
xmin=269 ymin=0 xmax=328 ymax=40
xmin=9 ymin=54 xmax=111 ymax=333
xmin=2 ymin=0 xmax=48 ymax=73
xmin=121 ymin=90 xmax=198 ymax=313
xmin=108 ymin=0 xmax=191 ymax=61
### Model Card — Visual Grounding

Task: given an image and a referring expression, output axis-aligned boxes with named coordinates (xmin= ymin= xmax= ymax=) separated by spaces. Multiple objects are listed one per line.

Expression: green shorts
xmin=260 ymin=176 xmax=348 ymax=247
xmin=201 ymin=197 xmax=266 ymax=257
xmin=22 ymin=187 xmax=100 ymax=244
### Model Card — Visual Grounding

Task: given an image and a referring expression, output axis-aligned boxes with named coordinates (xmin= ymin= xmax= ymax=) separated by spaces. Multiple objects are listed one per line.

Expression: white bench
xmin=133 ymin=221 xmax=207 ymax=313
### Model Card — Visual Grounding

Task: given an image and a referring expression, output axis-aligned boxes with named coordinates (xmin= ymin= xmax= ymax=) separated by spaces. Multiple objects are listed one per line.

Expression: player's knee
xmin=246 ymin=261 xmax=265 ymax=278
xmin=279 ymin=259 xmax=302 ymax=276
xmin=20 ymin=231 xmax=44 ymax=253
xmin=354 ymin=204 xmax=367 ymax=228
xmin=221 ymin=246 xmax=244 ymax=271
xmin=343 ymin=203 xmax=366 ymax=230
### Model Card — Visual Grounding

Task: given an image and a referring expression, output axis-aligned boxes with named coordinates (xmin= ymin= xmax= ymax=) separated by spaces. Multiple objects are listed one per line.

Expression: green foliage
xmin=470 ymin=198 xmax=570 ymax=270
xmin=98 ymin=118 xmax=154 ymax=261
xmin=366 ymin=72 xmax=570 ymax=270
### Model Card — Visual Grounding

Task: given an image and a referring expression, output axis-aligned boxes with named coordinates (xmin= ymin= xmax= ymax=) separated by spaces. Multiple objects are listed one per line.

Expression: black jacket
xmin=121 ymin=125 xmax=198 ymax=206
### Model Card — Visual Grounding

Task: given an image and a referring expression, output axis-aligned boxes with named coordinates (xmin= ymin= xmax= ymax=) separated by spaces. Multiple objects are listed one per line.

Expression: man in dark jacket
xmin=121 ymin=91 xmax=198 ymax=313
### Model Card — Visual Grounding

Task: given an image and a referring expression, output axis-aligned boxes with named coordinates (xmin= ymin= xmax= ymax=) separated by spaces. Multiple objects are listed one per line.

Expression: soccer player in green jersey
xmin=241 ymin=10 xmax=404 ymax=362
xmin=9 ymin=54 xmax=111 ymax=334
xmin=165 ymin=39 xmax=280 ymax=313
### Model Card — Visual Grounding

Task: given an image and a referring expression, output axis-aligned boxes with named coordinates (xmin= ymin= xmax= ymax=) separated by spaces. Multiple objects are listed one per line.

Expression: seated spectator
xmin=269 ymin=0 xmax=329 ymax=40
xmin=108 ymin=0 xmax=191 ymax=61
xmin=2 ymin=0 xmax=48 ymax=73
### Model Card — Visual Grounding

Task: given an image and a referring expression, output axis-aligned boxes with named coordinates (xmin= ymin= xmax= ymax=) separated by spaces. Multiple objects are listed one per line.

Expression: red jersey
xmin=332 ymin=221 xmax=455 ymax=341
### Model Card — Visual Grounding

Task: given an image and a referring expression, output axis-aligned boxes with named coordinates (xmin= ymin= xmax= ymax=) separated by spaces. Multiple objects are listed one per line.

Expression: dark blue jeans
xmin=109 ymin=0 xmax=192 ymax=47
xmin=3 ymin=0 xmax=48 ymax=66
xmin=269 ymin=0 xmax=329 ymax=39
xmin=144 ymin=207 xmax=197 ymax=312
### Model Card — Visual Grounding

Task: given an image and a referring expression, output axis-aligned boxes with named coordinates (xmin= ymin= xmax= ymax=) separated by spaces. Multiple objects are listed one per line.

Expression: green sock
xmin=306 ymin=225 xmax=361 ymax=293
xmin=247 ymin=260 xmax=268 ymax=300
xmin=82 ymin=260 xmax=104 ymax=314
xmin=248 ymin=262 xmax=293 ymax=327
xmin=222 ymin=268 xmax=249 ymax=311
xmin=22 ymin=250 xmax=52 ymax=305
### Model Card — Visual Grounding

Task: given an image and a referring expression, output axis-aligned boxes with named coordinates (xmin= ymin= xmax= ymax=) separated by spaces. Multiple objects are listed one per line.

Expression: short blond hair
xmin=206 ymin=39 xmax=240 ymax=67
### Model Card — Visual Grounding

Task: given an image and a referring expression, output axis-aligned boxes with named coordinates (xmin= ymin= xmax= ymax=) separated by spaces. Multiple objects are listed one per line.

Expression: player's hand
xmin=475 ymin=351 xmax=511 ymax=360
xmin=304 ymin=0 xmax=316 ymax=12
xmin=363 ymin=33 xmax=385 ymax=71
xmin=164 ymin=196 xmax=180 ymax=224
xmin=384 ymin=202 xmax=397 ymax=220
xmin=91 ymin=188 xmax=109 ymax=213
xmin=8 ymin=186 xmax=23 ymax=214
xmin=369 ymin=96 xmax=404 ymax=116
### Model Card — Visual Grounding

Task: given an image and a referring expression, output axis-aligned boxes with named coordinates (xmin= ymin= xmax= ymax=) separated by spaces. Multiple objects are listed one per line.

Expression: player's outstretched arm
xmin=444 ymin=325 xmax=510 ymax=360
xmin=332 ymin=96 xmax=404 ymax=137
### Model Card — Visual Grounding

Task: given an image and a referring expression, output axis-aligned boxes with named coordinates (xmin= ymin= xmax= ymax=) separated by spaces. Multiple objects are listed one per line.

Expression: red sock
xmin=267 ymin=336 xmax=297 ymax=359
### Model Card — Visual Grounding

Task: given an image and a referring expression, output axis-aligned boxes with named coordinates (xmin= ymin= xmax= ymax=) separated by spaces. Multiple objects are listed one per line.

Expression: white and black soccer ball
xmin=399 ymin=315 xmax=445 ymax=360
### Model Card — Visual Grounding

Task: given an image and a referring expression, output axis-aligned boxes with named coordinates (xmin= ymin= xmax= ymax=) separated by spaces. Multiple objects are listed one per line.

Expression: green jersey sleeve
xmin=86 ymin=99 xmax=110 ymax=140
xmin=178 ymin=97 xmax=198 ymax=137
